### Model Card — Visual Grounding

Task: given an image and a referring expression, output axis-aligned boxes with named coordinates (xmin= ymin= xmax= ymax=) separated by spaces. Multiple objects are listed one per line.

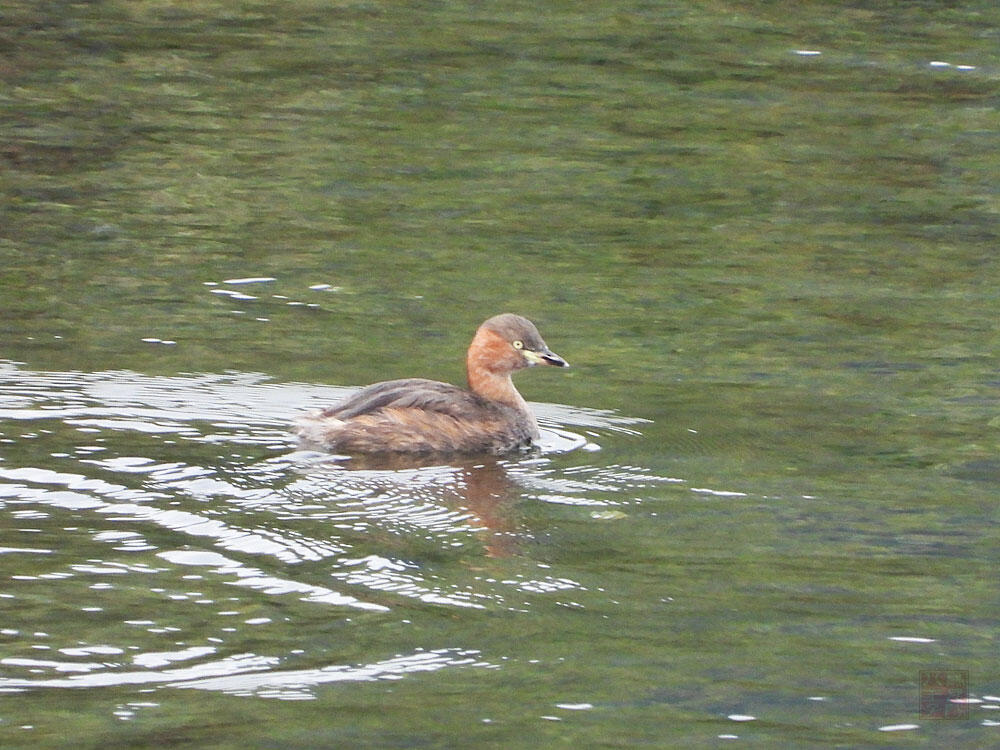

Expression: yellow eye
xmin=512 ymin=340 xmax=524 ymax=350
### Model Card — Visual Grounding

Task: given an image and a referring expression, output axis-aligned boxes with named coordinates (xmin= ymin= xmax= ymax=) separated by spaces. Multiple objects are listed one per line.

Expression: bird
xmin=295 ymin=313 xmax=568 ymax=455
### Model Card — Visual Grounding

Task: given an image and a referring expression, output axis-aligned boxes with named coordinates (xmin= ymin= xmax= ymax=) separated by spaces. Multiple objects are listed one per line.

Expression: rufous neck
xmin=466 ymin=328 xmax=529 ymax=411
xmin=467 ymin=367 xmax=527 ymax=410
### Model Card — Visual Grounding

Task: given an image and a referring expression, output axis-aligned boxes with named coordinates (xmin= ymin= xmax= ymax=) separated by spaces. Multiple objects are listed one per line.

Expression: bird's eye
xmin=512 ymin=340 xmax=524 ymax=350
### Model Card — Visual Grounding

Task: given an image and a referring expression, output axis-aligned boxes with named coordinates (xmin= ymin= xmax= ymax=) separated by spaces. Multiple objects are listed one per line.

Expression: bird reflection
xmin=457 ymin=459 xmax=520 ymax=558
xmin=309 ymin=454 xmax=522 ymax=558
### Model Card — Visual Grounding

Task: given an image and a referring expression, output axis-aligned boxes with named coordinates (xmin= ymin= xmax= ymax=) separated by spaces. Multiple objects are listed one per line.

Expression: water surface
xmin=2 ymin=1 xmax=999 ymax=747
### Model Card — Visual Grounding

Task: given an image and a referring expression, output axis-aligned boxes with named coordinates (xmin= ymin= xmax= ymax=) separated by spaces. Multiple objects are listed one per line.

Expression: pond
xmin=2 ymin=1 xmax=999 ymax=747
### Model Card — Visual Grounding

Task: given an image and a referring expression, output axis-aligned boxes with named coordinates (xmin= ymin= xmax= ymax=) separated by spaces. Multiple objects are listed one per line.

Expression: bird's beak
xmin=525 ymin=348 xmax=569 ymax=368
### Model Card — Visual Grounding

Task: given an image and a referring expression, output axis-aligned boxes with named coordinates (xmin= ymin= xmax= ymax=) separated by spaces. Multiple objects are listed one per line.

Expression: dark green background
xmin=2 ymin=1 xmax=998 ymax=747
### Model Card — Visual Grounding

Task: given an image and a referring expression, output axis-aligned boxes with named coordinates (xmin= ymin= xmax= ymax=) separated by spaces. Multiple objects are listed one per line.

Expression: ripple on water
xmin=0 ymin=362 xmax=661 ymax=698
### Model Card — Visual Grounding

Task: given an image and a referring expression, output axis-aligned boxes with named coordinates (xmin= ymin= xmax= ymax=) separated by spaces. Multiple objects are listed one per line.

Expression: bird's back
xmin=295 ymin=378 xmax=539 ymax=455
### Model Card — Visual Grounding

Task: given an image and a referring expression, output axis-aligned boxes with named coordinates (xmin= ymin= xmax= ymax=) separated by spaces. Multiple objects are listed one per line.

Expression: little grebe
xmin=295 ymin=314 xmax=568 ymax=455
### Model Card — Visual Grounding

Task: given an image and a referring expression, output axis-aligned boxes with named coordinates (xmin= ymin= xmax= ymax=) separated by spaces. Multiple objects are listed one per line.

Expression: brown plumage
xmin=295 ymin=314 xmax=569 ymax=455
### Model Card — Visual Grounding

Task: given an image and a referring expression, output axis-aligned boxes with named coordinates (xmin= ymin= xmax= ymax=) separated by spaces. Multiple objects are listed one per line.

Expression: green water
xmin=2 ymin=1 xmax=999 ymax=747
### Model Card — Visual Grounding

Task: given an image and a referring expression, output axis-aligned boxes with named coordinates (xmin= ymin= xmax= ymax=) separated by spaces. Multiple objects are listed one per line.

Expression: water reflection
xmin=0 ymin=362 xmax=660 ymax=698
xmin=297 ymin=457 xmax=524 ymax=558
xmin=0 ymin=646 xmax=492 ymax=701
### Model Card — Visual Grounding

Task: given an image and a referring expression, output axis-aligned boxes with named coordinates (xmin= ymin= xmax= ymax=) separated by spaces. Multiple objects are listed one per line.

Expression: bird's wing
xmin=320 ymin=379 xmax=489 ymax=420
